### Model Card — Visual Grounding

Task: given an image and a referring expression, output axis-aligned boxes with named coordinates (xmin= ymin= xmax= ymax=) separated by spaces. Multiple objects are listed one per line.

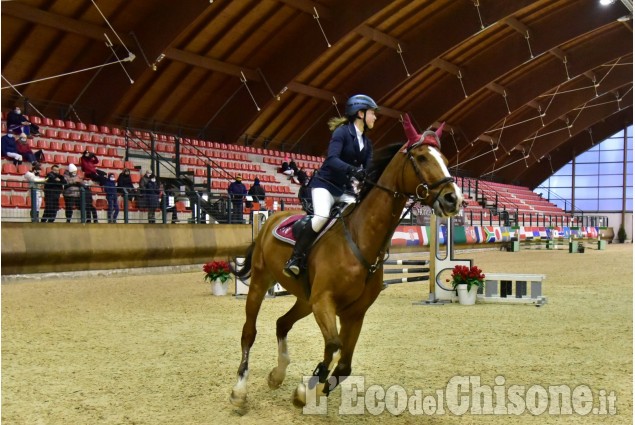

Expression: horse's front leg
xmin=293 ymin=296 xmax=341 ymax=407
xmin=267 ymin=299 xmax=312 ymax=389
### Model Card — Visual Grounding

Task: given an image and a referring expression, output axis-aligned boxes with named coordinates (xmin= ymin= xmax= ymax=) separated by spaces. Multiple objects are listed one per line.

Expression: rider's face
xmin=363 ymin=109 xmax=377 ymax=129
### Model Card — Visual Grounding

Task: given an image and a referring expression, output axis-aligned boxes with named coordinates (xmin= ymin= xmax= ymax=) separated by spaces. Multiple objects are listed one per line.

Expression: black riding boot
xmin=283 ymin=225 xmax=319 ymax=278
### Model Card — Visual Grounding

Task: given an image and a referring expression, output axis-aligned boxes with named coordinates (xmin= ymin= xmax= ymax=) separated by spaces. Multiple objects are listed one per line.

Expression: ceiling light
xmin=599 ymin=0 xmax=616 ymax=5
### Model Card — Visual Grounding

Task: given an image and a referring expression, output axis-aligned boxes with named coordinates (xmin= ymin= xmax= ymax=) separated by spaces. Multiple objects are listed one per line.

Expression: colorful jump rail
xmin=390 ymin=224 xmax=605 ymax=247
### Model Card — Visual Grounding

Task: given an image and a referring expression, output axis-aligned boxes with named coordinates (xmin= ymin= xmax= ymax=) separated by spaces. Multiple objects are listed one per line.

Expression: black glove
xmin=349 ymin=167 xmax=366 ymax=181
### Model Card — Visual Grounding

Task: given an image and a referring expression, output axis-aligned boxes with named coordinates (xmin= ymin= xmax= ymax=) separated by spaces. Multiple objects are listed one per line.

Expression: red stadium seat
xmin=64 ymin=120 xmax=76 ymax=129
xmin=88 ymin=124 xmax=99 ymax=132
xmin=10 ymin=195 xmax=27 ymax=208
xmin=53 ymin=119 xmax=65 ymax=128
xmin=96 ymin=147 xmax=107 ymax=156
xmin=1 ymin=194 xmax=11 ymax=207
xmin=76 ymin=122 xmax=87 ymax=131
xmin=2 ymin=162 xmax=18 ymax=175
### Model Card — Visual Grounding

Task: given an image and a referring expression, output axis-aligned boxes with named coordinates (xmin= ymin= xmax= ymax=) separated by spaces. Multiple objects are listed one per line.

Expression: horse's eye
xmin=416 ymin=154 xmax=427 ymax=162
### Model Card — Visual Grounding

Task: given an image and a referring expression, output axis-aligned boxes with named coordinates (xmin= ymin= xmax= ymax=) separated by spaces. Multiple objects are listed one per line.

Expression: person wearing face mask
xmin=41 ymin=164 xmax=66 ymax=223
xmin=82 ymin=178 xmax=98 ymax=223
xmin=23 ymin=162 xmax=46 ymax=221
xmin=16 ymin=133 xmax=44 ymax=164
xmin=138 ymin=169 xmax=153 ymax=210
xmin=6 ymin=105 xmax=40 ymax=136
xmin=63 ymin=163 xmax=84 ymax=223
xmin=142 ymin=174 xmax=161 ymax=223
xmin=104 ymin=173 xmax=119 ymax=223
xmin=116 ymin=168 xmax=137 ymax=202
xmin=80 ymin=149 xmax=107 ymax=183
xmin=1 ymin=126 xmax=24 ymax=165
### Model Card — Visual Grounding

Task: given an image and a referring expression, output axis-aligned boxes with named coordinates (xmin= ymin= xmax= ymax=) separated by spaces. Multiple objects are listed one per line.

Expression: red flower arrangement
xmin=203 ymin=260 xmax=231 ymax=283
xmin=447 ymin=264 xmax=485 ymax=291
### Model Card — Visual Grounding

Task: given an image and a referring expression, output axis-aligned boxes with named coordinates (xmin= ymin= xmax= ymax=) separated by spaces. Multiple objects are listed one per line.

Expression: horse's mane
xmin=358 ymin=143 xmax=404 ymax=201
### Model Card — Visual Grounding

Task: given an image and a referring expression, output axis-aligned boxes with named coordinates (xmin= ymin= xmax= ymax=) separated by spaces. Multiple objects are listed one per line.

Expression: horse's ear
xmin=402 ymin=113 xmax=423 ymax=148
xmin=435 ymin=122 xmax=445 ymax=138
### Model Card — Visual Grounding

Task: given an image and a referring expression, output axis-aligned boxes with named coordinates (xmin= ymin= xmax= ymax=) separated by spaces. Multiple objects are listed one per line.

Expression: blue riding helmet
xmin=345 ymin=95 xmax=379 ymax=117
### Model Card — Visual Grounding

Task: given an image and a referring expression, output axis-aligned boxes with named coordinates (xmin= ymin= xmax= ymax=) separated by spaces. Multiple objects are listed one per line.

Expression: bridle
xmin=343 ymin=142 xmax=455 ymax=276
xmin=362 ymin=143 xmax=455 ymax=206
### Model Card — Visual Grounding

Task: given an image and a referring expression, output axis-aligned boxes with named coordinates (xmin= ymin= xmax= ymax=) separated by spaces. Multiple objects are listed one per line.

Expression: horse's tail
xmin=232 ymin=242 xmax=255 ymax=280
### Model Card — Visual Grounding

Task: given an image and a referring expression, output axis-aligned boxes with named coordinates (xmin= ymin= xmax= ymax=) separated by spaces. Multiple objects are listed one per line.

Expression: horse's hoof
xmin=229 ymin=390 xmax=247 ymax=408
xmin=292 ymin=383 xmax=306 ymax=408
xmin=267 ymin=369 xmax=284 ymax=389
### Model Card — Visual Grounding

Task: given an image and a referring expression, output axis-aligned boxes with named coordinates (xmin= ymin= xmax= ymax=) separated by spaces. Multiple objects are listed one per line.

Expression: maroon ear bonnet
xmin=401 ymin=114 xmax=442 ymax=150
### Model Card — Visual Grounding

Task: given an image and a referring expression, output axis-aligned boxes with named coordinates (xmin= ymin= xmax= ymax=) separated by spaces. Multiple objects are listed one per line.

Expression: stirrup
xmin=283 ymin=258 xmax=302 ymax=278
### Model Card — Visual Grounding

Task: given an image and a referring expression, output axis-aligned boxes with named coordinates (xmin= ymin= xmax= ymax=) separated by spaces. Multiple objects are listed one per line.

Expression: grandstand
xmin=2 ymin=113 xmax=576 ymax=226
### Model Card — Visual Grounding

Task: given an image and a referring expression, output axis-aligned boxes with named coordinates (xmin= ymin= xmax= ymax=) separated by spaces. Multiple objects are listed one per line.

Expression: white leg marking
xmin=268 ymin=338 xmax=291 ymax=388
xmin=230 ymin=370 xmax=250 ymax=406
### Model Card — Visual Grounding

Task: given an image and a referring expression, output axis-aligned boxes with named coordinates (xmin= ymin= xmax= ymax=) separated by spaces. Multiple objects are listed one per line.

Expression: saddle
xmin=272 ymin=202 xmax=352 ymax=245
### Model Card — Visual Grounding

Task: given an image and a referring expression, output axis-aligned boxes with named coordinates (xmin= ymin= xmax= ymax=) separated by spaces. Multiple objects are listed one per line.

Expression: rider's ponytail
xmin=327 ymin=116 xmax=348 ymax=132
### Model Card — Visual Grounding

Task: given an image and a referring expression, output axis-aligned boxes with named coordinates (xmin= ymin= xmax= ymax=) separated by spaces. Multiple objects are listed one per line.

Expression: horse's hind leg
xmin=267 ymin=299 xmax=312 ymax=389
xmin=229 ymin=281 xmax=270 ymax=408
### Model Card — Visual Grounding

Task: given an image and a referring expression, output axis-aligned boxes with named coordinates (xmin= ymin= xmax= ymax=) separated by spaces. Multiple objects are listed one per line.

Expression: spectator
xmin=143 ymin=174 xmax=161 ymax=223
xmin=227 ymin=174 xmax=247 ymax=223
xmin=104 ymin=172 xmax=119 ymax=223
xmin=247 ymin=177 xmax=266 ymax=209
xmin=16 ymin=133 xmax=44 ymax=164
xmin=23 ymin=162 xmax=46 ymax=221
xmin=298 ymin=179 xmax=313 ymax=214
xmin=281 ymin=157 xmax=294 ymax=178
xmin=138 ymin=169 xmax=153 ymax=209
xmin=80 ymin=150 xmax=107 ymax=183
xmin=41 ymin=164 xmax=66 ymax=223
xmin=6 ymin=105 xmax=40 ymax=136
xmin=63 ymin=163 xmax=83 ymax=223
xmin=296 ymin=168 xmax=308 ymax=186
xmin=116 ymin=168 xmax=137 ymax=202
xmin=1 ymin=126 xmax=24 ymax=165
xmin=161 ymin=186 xmax=179 ymax=224
xmin=82 ymin=177 xmax=98 ymax=223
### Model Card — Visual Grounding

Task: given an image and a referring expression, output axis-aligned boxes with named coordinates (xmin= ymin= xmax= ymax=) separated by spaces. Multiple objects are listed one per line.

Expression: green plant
xmin=447 ymin=265 xmax=485 ymax=291
xmin=203 ymin=260 xmax=231 ymax=283
xmin=618 ymin=224 xmax=627 ymax=243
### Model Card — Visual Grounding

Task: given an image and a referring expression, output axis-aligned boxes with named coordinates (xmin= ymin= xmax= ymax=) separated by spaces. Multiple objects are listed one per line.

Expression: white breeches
xmin=310 ymin=187 xmax=355 ymax=232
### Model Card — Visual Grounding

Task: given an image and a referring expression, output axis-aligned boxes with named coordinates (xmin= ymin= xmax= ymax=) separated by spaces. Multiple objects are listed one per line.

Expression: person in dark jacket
xmin=82 ymin=177 xmax=98 ymax=223
xmin=6 ymin=105 xmax=40 ymax=136
xmin=1 ymin=126 xmax=24 ymax=164
xmin=284 ymin=94 xmax=378 ymax=278
xmin=41 ymin=164 xmax=66 ymax=223
xmin=104 ymin=173 xmax=119 ymax=223
xmin=143 ymin=174 xmax=161 ymax=223
xmin=227 ymin=174 xmax=247 ymax=223
xmin=117 ymin=168 xmax=136 ymax=202
xmin=246 ymin=177 xmax=266 ymax=208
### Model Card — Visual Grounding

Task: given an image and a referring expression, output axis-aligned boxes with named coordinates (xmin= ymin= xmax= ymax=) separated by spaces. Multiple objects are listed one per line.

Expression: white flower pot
xmin=211 ymin=279 xmax=229 ymax=296
xmin=456 ymin=283 xmax=478 ymax=305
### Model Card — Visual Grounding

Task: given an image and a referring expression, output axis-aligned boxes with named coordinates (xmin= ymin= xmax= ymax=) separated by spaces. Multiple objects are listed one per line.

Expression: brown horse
xmin=230 ymin=121 xmax=463 ymax=409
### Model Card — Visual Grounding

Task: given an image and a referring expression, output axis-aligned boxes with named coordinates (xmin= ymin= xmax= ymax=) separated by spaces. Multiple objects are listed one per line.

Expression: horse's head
xmin=396 ymin=114 xmax=463 ymax=217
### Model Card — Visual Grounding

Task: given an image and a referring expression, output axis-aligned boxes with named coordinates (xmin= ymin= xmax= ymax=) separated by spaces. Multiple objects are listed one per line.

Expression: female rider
xmin=283 ymin=94 xmax=378 ymax=278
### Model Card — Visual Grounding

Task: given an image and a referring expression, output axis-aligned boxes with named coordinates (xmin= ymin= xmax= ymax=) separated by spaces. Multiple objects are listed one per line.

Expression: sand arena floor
xmin=2 ymin=244 xmax=632 ymax=424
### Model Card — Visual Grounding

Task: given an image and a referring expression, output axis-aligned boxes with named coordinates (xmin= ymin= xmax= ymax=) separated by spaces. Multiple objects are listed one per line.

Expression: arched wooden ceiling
xmin=2 ymin=0 xmax=632 ymax=188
